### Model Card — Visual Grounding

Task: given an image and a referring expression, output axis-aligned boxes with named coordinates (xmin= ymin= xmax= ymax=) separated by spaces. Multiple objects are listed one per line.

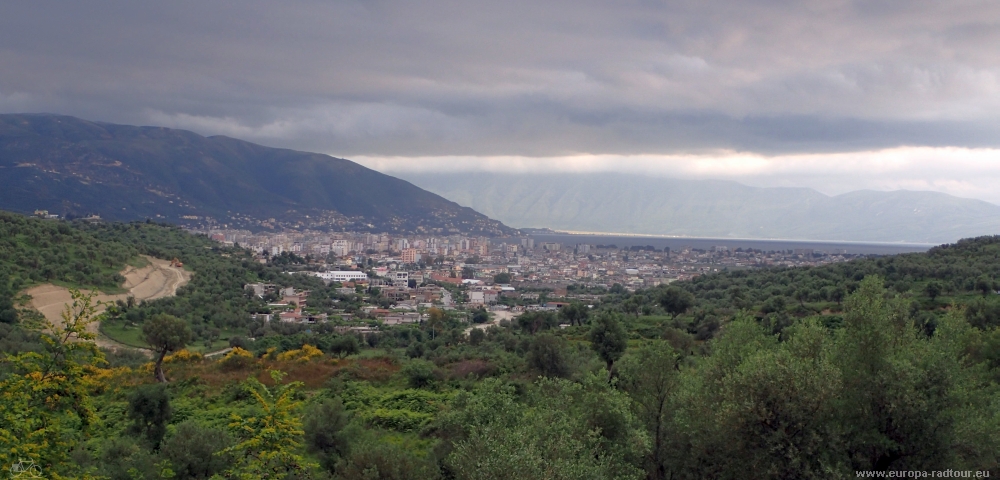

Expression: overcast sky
xmin=3 ymin=1 xmax=1000 ymax=201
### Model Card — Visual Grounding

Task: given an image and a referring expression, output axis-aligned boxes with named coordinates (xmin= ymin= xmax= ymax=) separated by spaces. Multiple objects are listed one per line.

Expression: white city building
xmin=314 ymin=271 xmax=369 ymax=283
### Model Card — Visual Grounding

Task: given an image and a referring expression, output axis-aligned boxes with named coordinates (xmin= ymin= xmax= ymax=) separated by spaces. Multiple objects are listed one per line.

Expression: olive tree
xmin=142 ymin=314 xmax=192 ymax=383
xmin=659 ymin=287 xmax=695 ymax=319
xmin=589 ymin=312 xmax=628 ymax=381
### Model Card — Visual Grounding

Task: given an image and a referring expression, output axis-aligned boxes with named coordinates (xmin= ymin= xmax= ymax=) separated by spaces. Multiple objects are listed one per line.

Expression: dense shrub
xmin=402 ymin=359 xmax=437 ymax=389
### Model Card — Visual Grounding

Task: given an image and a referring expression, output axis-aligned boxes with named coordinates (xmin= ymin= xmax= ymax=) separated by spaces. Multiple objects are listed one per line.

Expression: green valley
xmin=2 ymin=211 xmax=1000 ymax=478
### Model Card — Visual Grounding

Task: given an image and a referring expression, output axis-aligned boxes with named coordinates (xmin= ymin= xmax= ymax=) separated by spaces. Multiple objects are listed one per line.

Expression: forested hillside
xmin=0 ymin=211 xmax=139 ymax=325
xmin=2 ymin=212 xmax=1000 ymax=478
xmin=0 ymin=114 xmax=515 ymax=235
xmin=594 ymin=236 xmax=1000 ymax=343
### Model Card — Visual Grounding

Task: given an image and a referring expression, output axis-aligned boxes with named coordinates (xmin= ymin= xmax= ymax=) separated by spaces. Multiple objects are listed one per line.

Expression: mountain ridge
xmin=0 ymin=114 xmax=514 ymax=235
xmin=397 ymin=172 xmax=1000 ymax=243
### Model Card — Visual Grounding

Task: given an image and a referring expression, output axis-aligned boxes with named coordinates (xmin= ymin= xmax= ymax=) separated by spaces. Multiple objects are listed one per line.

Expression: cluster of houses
xmin=246 ymin=285 xmax=332 ymax=324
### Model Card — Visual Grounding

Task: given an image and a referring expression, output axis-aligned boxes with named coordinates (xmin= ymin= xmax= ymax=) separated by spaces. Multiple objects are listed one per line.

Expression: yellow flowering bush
xmin=220 ymin=347 xmax=256 ymax=371
xmin=139 ymin=362 xmax=156 ymax=374
xmin=276 ymin=344 xmax=325 ymax=363
xmin=84 ymin=366 xmax=135 ymax=394
xmin=0 ymin=290 xmax=105 ymax=478
xmin=163 ymin=348 xmax=204 ymax=363
xmin=264 ymin=346 xmax=279 ymax=360
xmin=225 ymin=347 xmax=254 ymax=359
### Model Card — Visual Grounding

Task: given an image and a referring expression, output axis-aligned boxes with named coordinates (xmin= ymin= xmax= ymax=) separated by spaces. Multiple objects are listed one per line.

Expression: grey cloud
xmin=1 ymin=0 xmax=1000 ymax=156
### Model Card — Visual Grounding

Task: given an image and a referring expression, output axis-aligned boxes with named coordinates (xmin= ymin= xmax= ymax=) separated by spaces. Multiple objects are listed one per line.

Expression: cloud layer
xmin=359 ymin=147 xmax=1000 ymax=204
xmin=1 ymin=1 xmax=999 ymax=199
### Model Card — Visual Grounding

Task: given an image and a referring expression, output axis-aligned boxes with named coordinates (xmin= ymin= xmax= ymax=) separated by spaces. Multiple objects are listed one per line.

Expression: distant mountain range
xmin=399 ymin=172 xmax=1000 ymax=244
xmin=0 ymin=114 xmax=514 ymax=235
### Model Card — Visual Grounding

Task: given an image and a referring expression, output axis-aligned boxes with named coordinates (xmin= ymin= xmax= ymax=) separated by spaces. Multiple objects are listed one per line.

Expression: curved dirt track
xmin=464 ymin=310 xmax=517 ymax=335
xmin=23 ymin=256 xmax=192 ymax=350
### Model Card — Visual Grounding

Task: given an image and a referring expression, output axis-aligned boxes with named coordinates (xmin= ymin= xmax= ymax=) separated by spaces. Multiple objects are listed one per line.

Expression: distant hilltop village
xmin=194 ymin=228 xmax=865 ymax=313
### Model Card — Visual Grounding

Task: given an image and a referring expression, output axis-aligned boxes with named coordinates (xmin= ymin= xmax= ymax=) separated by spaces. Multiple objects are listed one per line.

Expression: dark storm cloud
xmin=1 ymin=0 xmax=1000 ymax=156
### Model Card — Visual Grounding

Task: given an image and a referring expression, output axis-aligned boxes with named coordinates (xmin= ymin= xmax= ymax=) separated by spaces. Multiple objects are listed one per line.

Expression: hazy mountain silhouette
xmin=401 ymin=172 xmax=1000 ymax=243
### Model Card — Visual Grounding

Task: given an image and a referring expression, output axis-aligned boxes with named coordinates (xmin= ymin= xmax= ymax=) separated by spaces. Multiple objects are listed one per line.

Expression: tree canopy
xmin=143 ymin=313 xmax=192 ymax=382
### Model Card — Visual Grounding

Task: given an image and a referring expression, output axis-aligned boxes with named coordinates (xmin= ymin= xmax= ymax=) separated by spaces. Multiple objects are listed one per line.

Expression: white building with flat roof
xmin=314 ymin=271 xmax=369 ymax=283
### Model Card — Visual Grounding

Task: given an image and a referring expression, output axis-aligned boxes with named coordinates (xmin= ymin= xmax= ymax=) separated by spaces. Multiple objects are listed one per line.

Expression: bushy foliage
xmin=0 ymin=212 xmax=136 ymax=295
xmin=304 ymin=397 xmax=351 ymax=471
xmin=341 ymin=381 xmax=452 ymax=432
xmin=127 ymin=383 xmax=172 ymax=449
xmin=402 ymin=359 xmax=438 ymax=389
xmin=0 ymin=290 xmax=106 ymax=477
xmin=220 ymin=346 xmax=256 ymax=371
xmin=588 ymin=312 xmax=628 ymax=376
xmin=160 ymin=421 xmax=235 ymax=479
xmin=598 ymin=235 xmax=1000 ymax=341
xmin=527 ymin=334 xmax=571 ymax=378
xmin=7 ymin=213 xmax=1000 ymax=479
xmin=220 ymin=370 xmax=315 ymax=478
xmin=275 ymin=344 xmax=325 ymax=362
xmin=439 ymin=377 xmax=647 ymax=480
xmin=335 ymin=435 xmax=440 ymax=480
xmin=653 ymin=277 xmax=1000 ymax=478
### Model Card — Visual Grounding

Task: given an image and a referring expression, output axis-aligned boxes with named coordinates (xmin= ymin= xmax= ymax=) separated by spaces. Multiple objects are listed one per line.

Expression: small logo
xmin=9 ymin=459 xmax=42 ymax=478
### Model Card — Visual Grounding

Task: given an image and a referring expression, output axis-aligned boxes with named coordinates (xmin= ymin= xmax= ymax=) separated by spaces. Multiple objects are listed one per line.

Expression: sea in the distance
xmin=528 ymin=233 xmax=933 ymax=255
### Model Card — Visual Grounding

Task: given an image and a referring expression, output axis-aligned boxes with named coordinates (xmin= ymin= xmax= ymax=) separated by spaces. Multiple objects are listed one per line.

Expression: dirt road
xmin=23 ymin=256 xmax=192 ymax=350
xmin=465 ymin=310 xmax=518 ymax=335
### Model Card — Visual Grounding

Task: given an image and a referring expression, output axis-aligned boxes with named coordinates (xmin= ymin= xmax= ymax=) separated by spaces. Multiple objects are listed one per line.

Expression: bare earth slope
xmin=24 ymin=256 xmax=191 ymax=349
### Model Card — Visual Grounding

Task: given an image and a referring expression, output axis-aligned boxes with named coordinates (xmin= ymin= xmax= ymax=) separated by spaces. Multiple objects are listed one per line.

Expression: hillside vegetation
xmin=595 ymin=236 xmax=1000 ymax=344
xmin=0 ymin=211 xmax=138 ymax=324
xmin=2 ymin=213 xmax=1000 ymax=478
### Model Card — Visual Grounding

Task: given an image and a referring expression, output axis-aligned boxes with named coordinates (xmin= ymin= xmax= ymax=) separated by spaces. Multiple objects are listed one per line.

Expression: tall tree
xmin=834 ymin=276 xmax=981 ymax=471
xmin=472 ymin=308 xmax=490 ymax=324
xmin=618 ymin=343 xmax=680 ymax=480
xmin=0 ymin=273 xmax=16 ymax=324
xmin=559 ymin=302 xmax=589 ymax=326
xmin=426 ymin=307 xmax=446 ymax=339
xmin=975 ymin=275 xmax=995 ymax=296
xmin=304 ymin=397 xmax=351 ymax=473
xmin=142 ymin=313 xmax=192 ymax=383
xmin=923 ymin=281 xmax=943 ymax=301
xmin=659 ymin=287 xmax=695 ymax=319
xmin=527 ymin=334 xmax=571 ymax=378
xmin=127 ymin=383 xmax=172 ymax=450
xmin=589 ymin=312 xmax=628 ymax=381
xmin=622 ymin=297 xmax=642 ymax=317
xmin=517 ymin=311 xmax=558 ymax=334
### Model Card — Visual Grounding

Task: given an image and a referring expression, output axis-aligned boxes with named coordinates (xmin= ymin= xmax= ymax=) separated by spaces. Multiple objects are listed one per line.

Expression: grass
xmin=100 ymin=321 xmax=150 ymax=349
xmin=355 ymin=348 xmax=403 ymax=359
xmin=189 ymin=339 xmax=231 ymax=354
xmin=101 ymin=322 xmax=245 ymax=353
xmin=188 ymin=329 xmax=246 ymax=353
xmin=128 ymin=255 xmax=151 ymax=269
